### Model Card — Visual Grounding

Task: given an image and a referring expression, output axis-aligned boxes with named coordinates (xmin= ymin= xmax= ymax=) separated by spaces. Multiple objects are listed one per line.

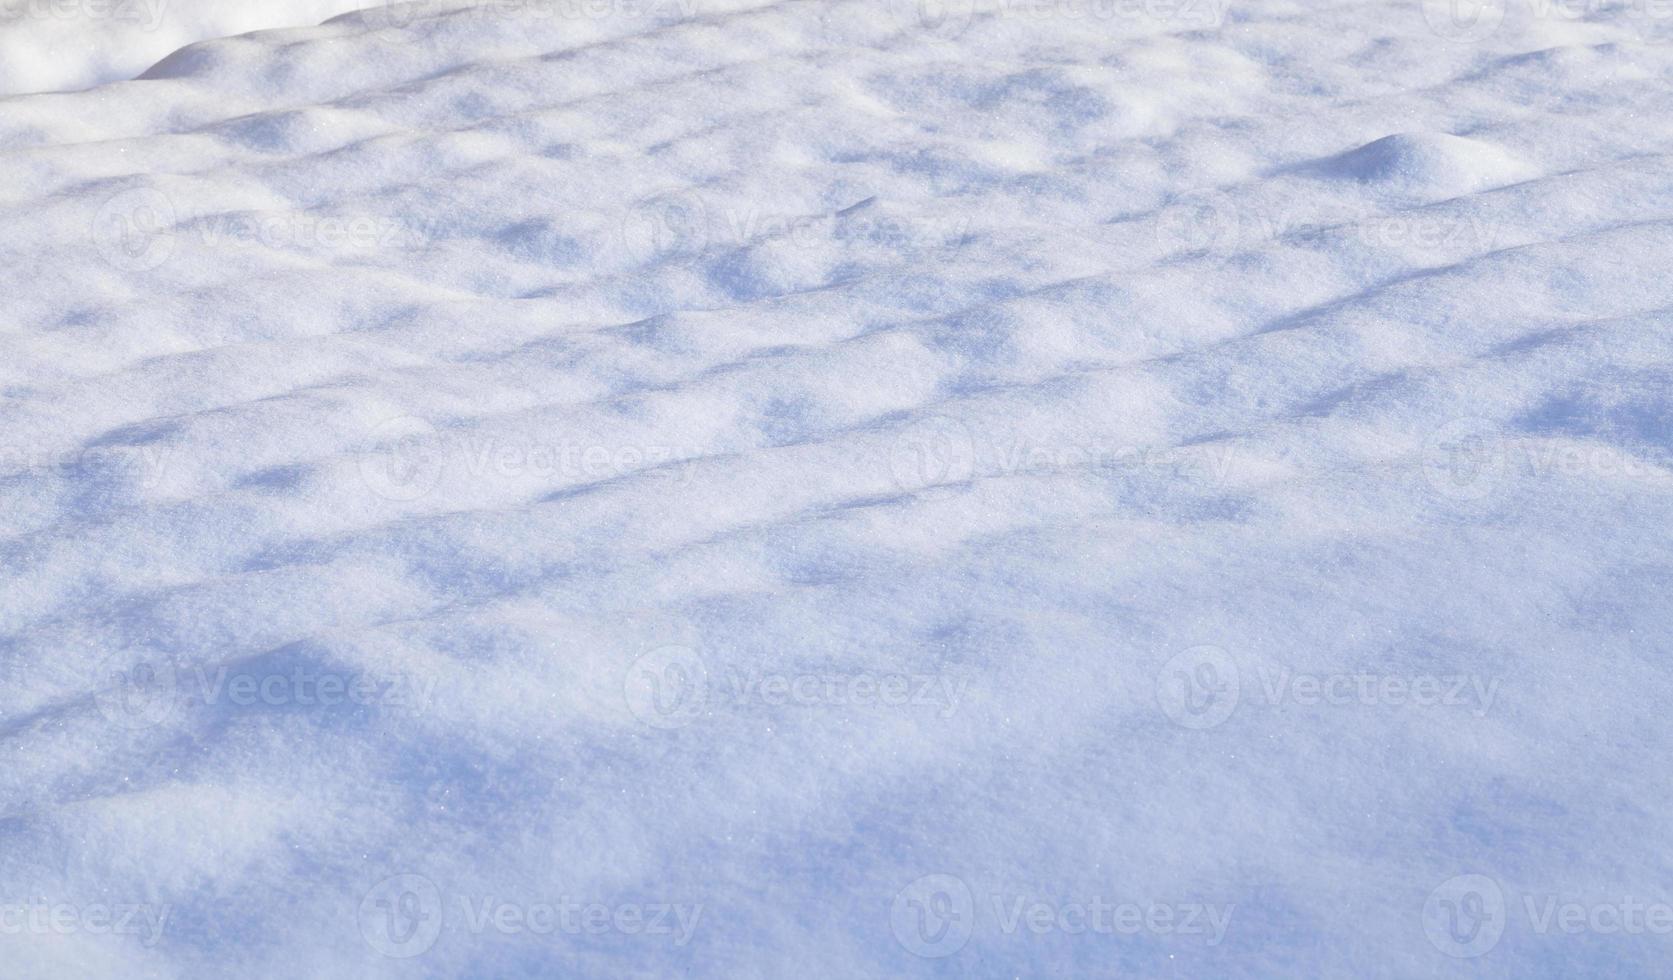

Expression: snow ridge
xmin=2 ymin=0 xmax=1672 ymax=976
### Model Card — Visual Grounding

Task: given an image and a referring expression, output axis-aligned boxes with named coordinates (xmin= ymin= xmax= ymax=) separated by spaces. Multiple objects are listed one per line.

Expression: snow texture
xmin=3 ymin=0 xmax=1673 ymax=976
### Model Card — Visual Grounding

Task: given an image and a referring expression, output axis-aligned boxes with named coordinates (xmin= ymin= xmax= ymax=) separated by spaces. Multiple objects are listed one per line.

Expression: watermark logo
xmin=1155 ymin=191 xmax=1241 ymax=254
xmin=189 ymin=212 xmax=425 ymax=252
xmin=356 ymin=417 xmax=701 ymax=503
xmin=621 ymin=192 xmax=710 ymax=265
xmin=360 ymin=874 xmax=445 ymax=958
xmin=1422 ymin=418 xmax=1669 ymax=501
xmin=1421 ymin=0 xmax=1507 ymax=41
xmin=1158 ymin=647 xmax=1501 ymax=730
xmin=889 ymin=416 xmax=977 ymax=492
xmin=1153 ymin=196 xmax=1502 ymax=256
xmin=994 ymin=438 xmax=1238 ymax=486
xmin=358 ymin=417 xmax=447 ymax=502
xmin=721 ymin=669 xmax=969 ymax=717
xmin=92 ymin=656 xmax=436 ymax=730
xmin=92 ymin=189 xmax=176 ymax=272
xmin=359 ymin=876 xmax=702 ymax=955
xmin=900 ymin=0 xmax=979 ymax=41
xmin=623 ymin=645 xmax=709 ymax=730
xmin=93 ymin=190 xmax=439 ymax=270
xmin=892 ymin=874 xmax=1234 ymax=957
xmin=93 ymin=652 xmax=180 ymax=730
xmin=457 ymin=896 xmax=702 ymax=945
xmin=989 ymin=894 xmax=1234 ymax=943
xmin=1156 ymin=645 xmax=1239 ymax=730
xmin=1423 ymin=417 xmax=1505 ymax=501
xmin=892 ymin=874 xmax=975 ymax=958
xmin=1423 ymin=874 xmax=1506 ymax=957
xmin=722 ymin=205 xmax=971 ymax=254
xmin=1420 ymin=875 xmax=1673 ymax=958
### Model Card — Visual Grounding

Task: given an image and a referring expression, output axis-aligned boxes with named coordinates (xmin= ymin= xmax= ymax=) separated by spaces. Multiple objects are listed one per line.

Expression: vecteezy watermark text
xmin=887 ymin=416 xmax=1241 ymax=493
xmin=1424 ymin=874 xmax=1673 ymax=958
xmin=358 ymin=417 xmax=703 ymax=503
xmin=1156 ymin=645 xmax=1501 ymax=730
xmin=1423 ymin=417 xmax=1672 ymax=501
xmin=94 ymin=655 xmax=436 ymax=730
xmin=358 ymin=874 xmax=702 ymax=958
xmin=0 ymin=900 xmax=171 ymax=948
xmin=897 ymin=0 xmax=1231 ymax=43
xmin=622 ymin=645 xmax=970 ymax=730
xmin=92 ymin=188 xmax=442 ymax=272
xmin=1 ymin=0 xmax=166 ymax=28
xmin=890 ymin=873 xmax=1233 ymax=958
xmin=0 ymin=444 xmax=167 ymax=489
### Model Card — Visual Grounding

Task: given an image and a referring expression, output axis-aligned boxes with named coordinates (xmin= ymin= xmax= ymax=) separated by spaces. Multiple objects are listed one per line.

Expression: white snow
xmin=0 ymin=0 xmax=375 ymax=95
xmin=3 ymin=0 xmax=1672 ymax=976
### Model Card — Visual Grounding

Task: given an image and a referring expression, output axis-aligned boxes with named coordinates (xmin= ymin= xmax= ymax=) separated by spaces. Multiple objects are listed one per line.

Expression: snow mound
xmin=0 ymin=0 xmax=377 ymax=96
xmin=1307 ymin=132 xmax=1539 ymax=200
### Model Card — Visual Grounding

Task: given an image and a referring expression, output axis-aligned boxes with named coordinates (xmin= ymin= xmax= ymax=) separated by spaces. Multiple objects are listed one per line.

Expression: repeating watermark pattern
xmin=92 ymin=189 xmax=177 ymax=272
xmin=623 ymin=646 xmax=969 ymax=730
xmin=721 ymin=206 xmax=972 ymax=254
xmin=1422 ymin=417 xmax=1506 ymax=501
xmin=95 ymin=187 xmax=970 ymax=275
xmin=620 ymin=192 xmax=712 ymax=266
xmin=889 ymin=416 xmax=979 ymax=491
xmin=895 ymin=0 xmax=1230 ymax=43
xmin=94 ymin=654 xmax=181 ymax=730
xmin=0 ymin=444 xmax=168 ymax=491
xmin=1424 ymin=874 xmax=1507 ymax=957
xmin=1422 ymin=417 xmax=1670 ymax=501
xmin=1154 ymin=191 xmax=1243 ymax=254
xmin=456 ymin=896 xmax=702 ymax=945
xmin=1157 ymin=645 xmax=1502 ymax=730
xmin=0 ymin=900 xmax=172 ymax=948
xmin=995 ymin=438 xmax=1236 ymax=484
xmin=360 ymin=0 xmax=704 ymax=43
xmin=189 ymin=213 xmax=425 ymax=252
xmin=0 ymin=0 xmax=166 ymax=27
xmin=1420 ymin=0 xmax=1673 ymax=43
xmin=886 ymin=418 xmax=1240 ymax=493
xmin=1155 ymin=645 xmax=1240 ymax=730
xmin=622 ymin=645 xmax=709 ymax=730
xmin=359 ymin=874 xmax=702 ymax=958
xmin=891 ymin=874 xmax=976 ymax=957
xmin=617 ymin=194 xmax=972 ymax=267
xmin=93 ymin=653 xmax=436 ymax=730
xmin=1421 ymin=0 xmax=1508 ymax=41
xmin=1153 ymin=192 xmax=1504 ymax=256
xmin=360 ymin=875 xmax=445 ymax=959
xmin=357 ymin=416 xmax=447 ymax=503
xmin=1424 ymin=874 xmax=1673 ymax=958
xmin=891 ymin=874 xmax=1234 ymax=958
xmin=356 ymin=417 xmax=701 ymax=503
xmin=91 ymin=189 xmax=442 ymax=272
xmin=895 ymin=0 xmax=981 ymax=41
xmin=723 ymin=668 xmax=968 ymax=717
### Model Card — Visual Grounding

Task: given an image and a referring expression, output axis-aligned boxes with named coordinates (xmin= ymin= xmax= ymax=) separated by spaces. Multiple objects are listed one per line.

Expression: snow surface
xmin=0 ymin=0 xmax=376 ymax=96
xmin=3 ymin=0 xmax=1673 ymax=976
